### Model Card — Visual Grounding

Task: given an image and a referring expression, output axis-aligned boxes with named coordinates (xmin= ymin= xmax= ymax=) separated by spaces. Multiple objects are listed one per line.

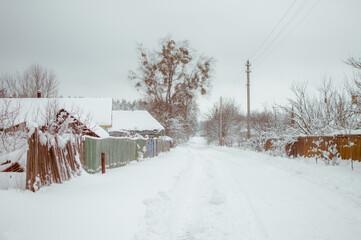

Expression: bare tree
xmin=279 ymin=80 xmax=353 ymax=135
xmin=202 ymin=99 xmax=244 ymax=145
xmin=250 ymin=106 xmax=285 ymax=137
xmin=346 ymin=56 xmax=361 ymax=70
xmin=0 ymin=99 xmax=27 ymax=153
xmin=0 ymin=80 xmax=7 ymax=98
xmin=1 ymin=64 xmax=59 ymax=98
xmin=280 ymin=82 xmax=316 ymax=135
xmin=345 ymin=55 xmax=361 ymax=122
xmin=0 ymin=89 xmax=6 ymax=98
xmin=129 ymin=36 xmax=214 ymax=142
xmin=341 ymin=57 xmax=361 ymax=170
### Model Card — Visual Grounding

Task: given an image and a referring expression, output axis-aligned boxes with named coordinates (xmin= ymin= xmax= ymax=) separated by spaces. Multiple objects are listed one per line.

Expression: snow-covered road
xmin=1 ymin=137 xmax=361 ymax=240
xmin=135 ymin=138 xmax=361 ymax=240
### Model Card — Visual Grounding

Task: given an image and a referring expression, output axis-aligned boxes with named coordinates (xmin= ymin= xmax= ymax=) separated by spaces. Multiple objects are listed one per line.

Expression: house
xmin=108 ymin=110 xmax=165 ymax=137
xmin=0 ymin=97 xmax=112 ymax=174
xmin=0 ymin=98 xmax=112 ymax=138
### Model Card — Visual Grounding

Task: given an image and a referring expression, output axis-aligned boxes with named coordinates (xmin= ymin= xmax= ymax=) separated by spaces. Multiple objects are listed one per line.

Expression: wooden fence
xmin=26 ymin=130 xmax=172 ymax=191
xmin=26 ymin=129 xmax=83 ymax=192
xmin=265 ymin=135 xmax=361 ymax=161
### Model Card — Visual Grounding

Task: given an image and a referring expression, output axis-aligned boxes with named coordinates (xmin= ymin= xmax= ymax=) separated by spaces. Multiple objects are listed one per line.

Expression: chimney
xmin=37 ymin=90 xmax=42 ymax=98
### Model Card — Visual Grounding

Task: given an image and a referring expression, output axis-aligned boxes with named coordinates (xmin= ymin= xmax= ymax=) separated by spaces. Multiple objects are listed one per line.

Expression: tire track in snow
xmin=211 ymin=150 xmax=271 ymax=240
xmin=134 ymin=140 xmax=361 ymax=240
xmin=218 ymin=149 xmax=361 ymax=240
xmin=134 ymin=146 xmax=206 ymax=240
xmin=175 ymin=149 xmax=237 ymax=240
xmin=225 ymin=151 xmax=361 ymax=225
xmin=134 ymin=143 xmax=248 ymax=240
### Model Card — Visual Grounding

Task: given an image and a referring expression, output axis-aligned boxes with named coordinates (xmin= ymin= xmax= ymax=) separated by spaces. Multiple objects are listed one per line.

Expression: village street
xmin=1 ymin=137 xmax=361 ymax=240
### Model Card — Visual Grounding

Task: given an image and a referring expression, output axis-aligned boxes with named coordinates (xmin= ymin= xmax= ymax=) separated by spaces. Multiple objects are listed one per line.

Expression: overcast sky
xmin=1 ymin=0 xmax=361 ymax=116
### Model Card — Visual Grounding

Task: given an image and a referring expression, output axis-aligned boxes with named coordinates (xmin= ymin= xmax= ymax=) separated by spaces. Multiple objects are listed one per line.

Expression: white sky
xmin=1 ymin=0 xmax=361 ymax=116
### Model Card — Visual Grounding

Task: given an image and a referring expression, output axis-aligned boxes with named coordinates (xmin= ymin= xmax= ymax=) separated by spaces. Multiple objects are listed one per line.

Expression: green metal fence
xmin=84 ymin=137 xmax=170 ymax=173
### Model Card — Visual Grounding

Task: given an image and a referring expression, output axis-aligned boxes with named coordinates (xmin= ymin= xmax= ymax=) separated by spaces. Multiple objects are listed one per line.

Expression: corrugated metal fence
xmin=265 ymin=135 xmax=361 ymax=161
xmin=84 ymin=137 xmax=171 ymax=173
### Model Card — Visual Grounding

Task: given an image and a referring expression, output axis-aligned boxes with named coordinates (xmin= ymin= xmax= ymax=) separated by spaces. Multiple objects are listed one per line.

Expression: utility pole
xmin=219 ymin=96 xmax=223 ymax=146
xmin=246 ymin=60 xmax=251 ymax=139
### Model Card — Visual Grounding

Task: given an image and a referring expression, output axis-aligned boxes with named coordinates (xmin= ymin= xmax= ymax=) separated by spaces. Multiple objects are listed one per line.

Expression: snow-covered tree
xmin=112 ymin=99 xmax=145 ymax=111
xmin=202 ymin=99 xmax=244 ymax=145
xmin=280 ymin=80 xmax=355 ymax=136
xmin=345 ymin=55 xmax=361 ymax=128
xmin=250 ymin=106 xmax=290 ymax=138
xmin=129 ymin=36 xmax=214 ymax=143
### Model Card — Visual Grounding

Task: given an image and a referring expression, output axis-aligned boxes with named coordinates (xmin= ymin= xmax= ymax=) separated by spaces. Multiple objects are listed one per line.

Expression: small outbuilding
xmin=108 ymin=110 xmax=165 ymax=137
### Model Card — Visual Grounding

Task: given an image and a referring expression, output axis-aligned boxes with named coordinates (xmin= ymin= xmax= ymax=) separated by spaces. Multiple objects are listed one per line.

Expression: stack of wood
xmin=26 ymin=128 xmax=84 ymax=192
xmin=1 ymin=162 xmax=24 ymax=172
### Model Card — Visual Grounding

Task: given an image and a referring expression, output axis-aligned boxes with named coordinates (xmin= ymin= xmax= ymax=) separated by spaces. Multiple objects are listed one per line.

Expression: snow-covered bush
xmin=271 ymin=137 xmax=298 ymax=157
xmin=242 ymin=137 xmax=266 ymax=152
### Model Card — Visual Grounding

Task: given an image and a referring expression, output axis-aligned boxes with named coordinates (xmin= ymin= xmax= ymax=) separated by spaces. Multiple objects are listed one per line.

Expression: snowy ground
xmin=1 ymin=137 xmax=361 ymax=240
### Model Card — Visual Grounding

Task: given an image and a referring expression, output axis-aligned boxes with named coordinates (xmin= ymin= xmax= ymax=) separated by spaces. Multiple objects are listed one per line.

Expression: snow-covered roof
xmin=92 ymin=125 xmax=110 ymax=138
xmin=0 ymin=98 xmax=112 ymax=127
xmin=109 ymin=110 xmax=164 ymax=132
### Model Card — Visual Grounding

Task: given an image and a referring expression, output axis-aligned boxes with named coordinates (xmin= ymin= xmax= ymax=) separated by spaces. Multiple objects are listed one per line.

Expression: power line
xmin=254 ymin=0 xmax=321 ymax=68
xmin=213 ymin=0 xmax=321 ymax=124
xmin=250 ymin=0 xmax=298 ymax=61
xmin=253 ymin=0 xmax=311 ymax=65
xmin=219 ymin=1 xmax=304 ymax=99
xmin=226 ymin=71 xmax=246 ymax=97
xmin=218 ymin=67 xmax=244 ymax=97
xmin=217 ymin=0 xmax=320 ymax=109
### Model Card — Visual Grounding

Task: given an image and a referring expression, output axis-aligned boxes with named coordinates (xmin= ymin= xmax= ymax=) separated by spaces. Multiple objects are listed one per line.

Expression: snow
xmin=92 ymin=125 xmax=109 ymax=138
xmin=0 ymin=146 xmax=27 ymax=171
xmin=326 ymin=129 xmax=361 ymax=136
xmin=0 ymin=98 xmax=112 ymax=127
xmin=0 ymin=173 xmax=26 ymax=190
xmin=159 ymin=136 xmax=173 ymax=142
xmin=0 ymin=147 xmax=27 ymax=190
xmin=0 ymin=147 xmax=26 ymax=167
xmin=1 ymin=137 xmax=361 ymax=240
xmin=109 ymin=110 xmax=165 ymax=132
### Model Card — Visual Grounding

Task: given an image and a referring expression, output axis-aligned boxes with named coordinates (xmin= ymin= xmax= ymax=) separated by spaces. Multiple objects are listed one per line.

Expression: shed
xmin=108 ymin=110 xmax=165 ymax=137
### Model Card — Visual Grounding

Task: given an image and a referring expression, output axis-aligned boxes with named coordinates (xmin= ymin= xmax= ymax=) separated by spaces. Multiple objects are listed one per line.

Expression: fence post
xmin=101 ymin=152 xmax=106 ymax=174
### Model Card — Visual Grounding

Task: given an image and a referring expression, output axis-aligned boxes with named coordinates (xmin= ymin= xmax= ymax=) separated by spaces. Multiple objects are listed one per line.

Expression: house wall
xmin=100 ymin=125 xmax=112 ymax=131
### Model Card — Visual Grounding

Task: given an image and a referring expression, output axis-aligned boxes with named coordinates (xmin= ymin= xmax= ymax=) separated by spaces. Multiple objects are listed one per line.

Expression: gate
xmin=148 ymin=139 xmax=154 ymax=157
